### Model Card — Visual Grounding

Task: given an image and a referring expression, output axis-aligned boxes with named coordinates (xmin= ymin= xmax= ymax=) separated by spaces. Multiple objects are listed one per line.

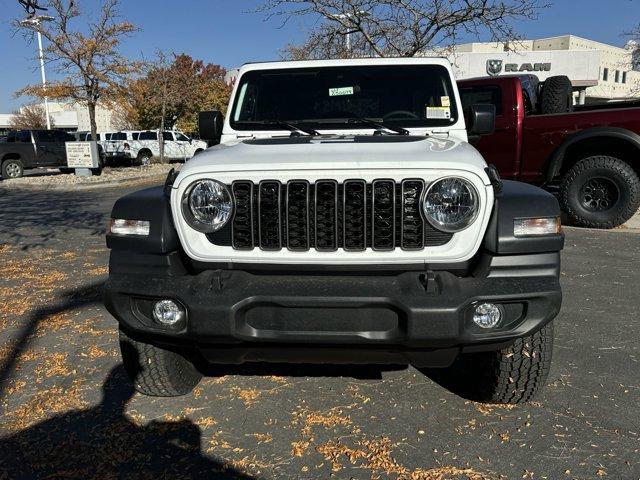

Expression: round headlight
xmin=423 ymin=177 xmax=479 ymax=232
xmin=183 ymin=179 xmax=233 ymax=232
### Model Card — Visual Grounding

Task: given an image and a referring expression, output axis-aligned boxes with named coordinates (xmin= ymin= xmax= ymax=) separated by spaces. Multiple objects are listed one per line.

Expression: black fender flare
xmin=546 ymin=126 xmax=640 ymax=183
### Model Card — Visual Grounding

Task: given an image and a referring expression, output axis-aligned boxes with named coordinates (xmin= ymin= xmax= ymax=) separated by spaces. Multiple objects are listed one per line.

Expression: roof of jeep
xmin=239 ymin=57 xmax=453 ymax=73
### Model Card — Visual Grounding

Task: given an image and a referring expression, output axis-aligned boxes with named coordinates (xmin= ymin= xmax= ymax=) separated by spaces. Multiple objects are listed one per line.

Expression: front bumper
xmin=104 ymin=266 xmax=561 ymax=367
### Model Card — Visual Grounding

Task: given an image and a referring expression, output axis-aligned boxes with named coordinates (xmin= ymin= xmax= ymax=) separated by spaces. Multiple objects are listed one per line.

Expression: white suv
xmin=105 ymin=58 xmax=564 ymax=404
xmin=84 ymin=130 xmax=208 ymax=165
xmin=134 ymin=130 xmax=208 ymax=164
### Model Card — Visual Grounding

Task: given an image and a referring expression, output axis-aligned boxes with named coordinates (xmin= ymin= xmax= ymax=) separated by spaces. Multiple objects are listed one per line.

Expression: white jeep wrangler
xmin=105 ymin=58 xmax=564 ymax=404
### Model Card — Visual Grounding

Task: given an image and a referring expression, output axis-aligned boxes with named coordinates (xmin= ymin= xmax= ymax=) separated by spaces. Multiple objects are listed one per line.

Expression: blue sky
xmin=1 ymin=0 xmax=638 ymax=111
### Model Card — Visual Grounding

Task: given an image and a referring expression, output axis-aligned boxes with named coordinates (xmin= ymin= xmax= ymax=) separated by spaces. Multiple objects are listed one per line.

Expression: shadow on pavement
xmin=0 ymin=188 xmax=108 ymax=250
xmin=203 ymin=362 xmax=407 ymax=380
xmin=0 ymin=281 xmax=105 ymax=397
xmin=0 ymin=362 xmax=257 ymax=480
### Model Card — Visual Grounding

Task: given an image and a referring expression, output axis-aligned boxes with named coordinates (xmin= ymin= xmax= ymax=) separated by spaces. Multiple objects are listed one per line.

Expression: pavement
xmin=0 ymin=181 xmax=638 ymax=480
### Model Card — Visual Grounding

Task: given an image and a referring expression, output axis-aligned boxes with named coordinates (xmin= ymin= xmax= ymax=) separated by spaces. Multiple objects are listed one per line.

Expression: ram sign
xmin=451 ymin=49 xmax=601 ymax=86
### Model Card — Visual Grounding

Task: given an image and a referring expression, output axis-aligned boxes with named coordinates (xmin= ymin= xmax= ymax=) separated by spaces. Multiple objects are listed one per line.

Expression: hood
xmin=180 ymin=135 xmax=489 ymax=183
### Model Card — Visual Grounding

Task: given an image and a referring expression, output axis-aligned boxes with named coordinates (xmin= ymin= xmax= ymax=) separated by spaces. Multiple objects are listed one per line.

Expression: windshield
xmin=230 ymin=65 xmax=458 ymax=131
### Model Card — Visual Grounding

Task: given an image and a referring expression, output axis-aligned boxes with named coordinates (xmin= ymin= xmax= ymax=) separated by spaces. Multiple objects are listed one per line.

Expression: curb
xmin=0 ymin=173 xmax=168 ymax=191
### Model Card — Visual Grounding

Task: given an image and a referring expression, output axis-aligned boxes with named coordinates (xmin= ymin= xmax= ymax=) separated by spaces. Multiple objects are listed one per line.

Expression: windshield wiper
xmin=347 ymin=117 xmax=410 ymax=136
xmin=238 ymin=120 xmax=320 ymax=137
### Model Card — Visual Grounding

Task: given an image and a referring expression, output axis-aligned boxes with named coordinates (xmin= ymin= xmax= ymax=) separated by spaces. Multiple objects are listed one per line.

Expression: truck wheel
xmin=560 ymin=156 xmax=640 ymax=229
xmin=137 ymin=151 xmax=152 ymax=166
xmin=119 ymin=328 xmax=202 ymax=397
xmin=2 ymin=159 xmax=24 ymax=179
xmin=428 ymin=322 xmax=554 ymax=404
xmin=540 ymin=76 xmax=573 ymax=114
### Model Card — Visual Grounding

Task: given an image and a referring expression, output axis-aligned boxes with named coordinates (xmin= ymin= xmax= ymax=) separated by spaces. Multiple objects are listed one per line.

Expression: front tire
xmin=2 ymin=159 xmax=24 ymax=179
xmin=119 ymin=329 xmax=202 ymax=397
xmin=560 ymin=156 xmax=640 ymax=229
xmin=136 ymin=150 xmax=152 ymax=166
xmin=429 ymin=322 xmax=554 ymax=404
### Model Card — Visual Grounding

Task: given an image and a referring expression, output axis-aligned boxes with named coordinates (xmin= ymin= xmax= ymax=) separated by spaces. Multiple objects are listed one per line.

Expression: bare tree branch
xmin=259 ymin=0 xmax=549 ymax=59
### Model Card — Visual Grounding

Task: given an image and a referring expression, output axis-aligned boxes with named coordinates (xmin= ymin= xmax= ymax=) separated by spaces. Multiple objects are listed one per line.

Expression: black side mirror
xmin=468 ymin=104 xmax=496 ymax=137
xmin=198 ymin=111 xmax=224 ymax=145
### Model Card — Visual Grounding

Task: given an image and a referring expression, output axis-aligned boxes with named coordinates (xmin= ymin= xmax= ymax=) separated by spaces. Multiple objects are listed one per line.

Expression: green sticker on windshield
xmin=329 ymin=87 xmax=354 ymax=97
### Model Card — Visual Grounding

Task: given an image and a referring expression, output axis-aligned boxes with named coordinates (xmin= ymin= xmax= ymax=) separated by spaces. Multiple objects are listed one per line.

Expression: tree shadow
xmin=0 ymin=360 xmax=257 ymax=479
xmin=0 ymin=187 xmax=113 ymax=250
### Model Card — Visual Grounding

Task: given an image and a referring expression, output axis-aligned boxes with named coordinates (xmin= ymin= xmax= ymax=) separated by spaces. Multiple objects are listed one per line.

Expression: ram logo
xmin=486 ymin=59 xmax=503 ymax=76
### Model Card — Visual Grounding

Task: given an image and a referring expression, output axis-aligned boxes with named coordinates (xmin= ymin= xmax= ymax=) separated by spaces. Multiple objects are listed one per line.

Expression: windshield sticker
xmin=440 ymin=96 xmax=451 ymax=107
xmin=426 ymin=106 xmax=451 ymax=120
xmin=329 ymin=86 xmax=354 ymax=97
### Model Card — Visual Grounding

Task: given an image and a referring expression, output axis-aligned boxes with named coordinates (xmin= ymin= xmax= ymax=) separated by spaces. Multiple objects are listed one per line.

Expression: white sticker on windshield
xmin=329 ymin=87 xmax=354 ymax=97
xmin=426 ymin=107 xmax=451 ymax=119
xmin=440 ymin=96 xmax=451 ymax=107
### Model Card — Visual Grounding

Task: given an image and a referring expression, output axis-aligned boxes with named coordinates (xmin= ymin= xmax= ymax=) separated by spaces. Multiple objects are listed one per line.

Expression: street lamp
xmin=19 ymin=14 xmax=54 ymax=130
xmin=328 ymin=11 xmax=370 ymax=52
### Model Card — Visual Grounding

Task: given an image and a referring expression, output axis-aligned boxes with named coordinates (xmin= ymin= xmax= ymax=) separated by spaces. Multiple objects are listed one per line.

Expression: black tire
xmin=540 ymin=76 xmax=573 ymax=114
xmin=427 ymin=322 xmax=554 ymax=404
xmin=118 ymin=329 xmax=202 ymax=397
xmin=560 ymin=155 xmax=640 ymax=229
xmin=136 ymin=150 xmax=152 ymax=166
xmin=2 ymin=158 xmax=24 ymax=179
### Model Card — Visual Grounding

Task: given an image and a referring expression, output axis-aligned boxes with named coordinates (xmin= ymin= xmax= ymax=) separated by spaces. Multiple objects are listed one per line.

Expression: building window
xmin=622 ymin=72 xmax=627 ymax=84
xmin=615 ymin=70 xmax=620 ymax=83
xmin=603 ymin=68 xmax=609 ymax=81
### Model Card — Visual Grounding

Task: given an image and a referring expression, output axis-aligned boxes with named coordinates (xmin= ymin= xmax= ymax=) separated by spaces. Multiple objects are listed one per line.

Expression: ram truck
xmin=105 ymin=58 xmax=564 ymax=404
xmin=458 ymin=75 xmax=640 ymax=229
xmin=0 ymin=129 xmax=78 ymax=178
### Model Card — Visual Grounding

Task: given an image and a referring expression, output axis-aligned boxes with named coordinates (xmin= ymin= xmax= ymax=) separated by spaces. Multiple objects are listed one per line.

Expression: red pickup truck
xmin=458 ymin=75 xmax=640 ymax=228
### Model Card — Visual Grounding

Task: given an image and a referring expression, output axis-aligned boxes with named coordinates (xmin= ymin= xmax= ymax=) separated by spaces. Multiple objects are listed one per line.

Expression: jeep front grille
xmin=207 ymin=179 xmax=453 ymax=251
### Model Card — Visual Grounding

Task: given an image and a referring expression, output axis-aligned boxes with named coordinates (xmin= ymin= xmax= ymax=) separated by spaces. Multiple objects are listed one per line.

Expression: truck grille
xmin=207 ymin=180 xmax=453 ymax=251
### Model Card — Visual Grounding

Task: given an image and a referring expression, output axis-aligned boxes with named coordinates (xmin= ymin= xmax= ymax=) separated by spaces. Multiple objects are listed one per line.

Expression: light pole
xmin=328 ymin=11 xmax=370 ymax=53
xmin=20 ymin=15 xmax=54 ymax=130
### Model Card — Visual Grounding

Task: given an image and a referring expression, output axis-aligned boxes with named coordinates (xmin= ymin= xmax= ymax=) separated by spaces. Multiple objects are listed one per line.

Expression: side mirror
xmin=468 ymin=104 xmax=496 ymax=138
xmin=198 ymin=111 xmax=224 ymax=145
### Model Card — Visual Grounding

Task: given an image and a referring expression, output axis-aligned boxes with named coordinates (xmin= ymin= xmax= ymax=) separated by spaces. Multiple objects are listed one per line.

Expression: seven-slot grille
xmin=207 ymin=179 xmax=453 ymax=251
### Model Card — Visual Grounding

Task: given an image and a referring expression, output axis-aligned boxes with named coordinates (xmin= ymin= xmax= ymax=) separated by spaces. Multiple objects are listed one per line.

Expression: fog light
xmin=152 ymin=300 xmax=185 ymax=327
xmin=473 ymin=303 xmax=502 ymax=329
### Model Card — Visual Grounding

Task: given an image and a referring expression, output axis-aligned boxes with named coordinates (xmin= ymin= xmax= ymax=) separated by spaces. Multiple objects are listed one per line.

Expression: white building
xmin=0 ymin=101 xmax=118 ymax=133
xmin=446 ymin=35 xmax=640 ymax=104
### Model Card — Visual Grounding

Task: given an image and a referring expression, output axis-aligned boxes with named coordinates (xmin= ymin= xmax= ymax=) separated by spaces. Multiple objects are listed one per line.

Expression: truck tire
xmin=428 ymin=322 xmax=554 ymax=404
xmin=119 ymin=328 xmax=202 ymax=397
xmin=540 ymin=76 xmax=573 ymax=114
xmin=560 ymin=156 xmax=640 ymax=229
xmin=137 ymin=150 xmax=152 ymax=166
xmin=2 ymin=159 xmax=24 ymax=179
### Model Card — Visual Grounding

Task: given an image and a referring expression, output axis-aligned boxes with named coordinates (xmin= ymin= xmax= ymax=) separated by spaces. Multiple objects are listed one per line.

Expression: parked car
xmin=105 ymin=58 xmax=564 ymax=405
xmin=458 ymin=75 xmax=640 ymax=228
xmin=0 ymin=129 xmax=79 ymax=178
xmin=134 ymin=130 xmax=208 ymax=164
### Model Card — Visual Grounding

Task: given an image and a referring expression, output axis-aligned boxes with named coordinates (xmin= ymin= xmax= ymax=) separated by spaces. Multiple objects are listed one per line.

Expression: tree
xmin=259 ymin=0 xmax=548 ymax=59
xmin=116 ymin=53 xmax=231 ymax=161
xmin=14 ymin=0 xmax=140 ymax=140
xmin=9 ymin=104 xmax=53 ymax=130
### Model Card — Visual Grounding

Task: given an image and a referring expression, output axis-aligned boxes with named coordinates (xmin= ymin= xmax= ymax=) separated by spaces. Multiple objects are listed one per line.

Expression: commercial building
xmin=446 ymin=35 xmax=639 ymax=104
xmin=0 ymin=101 xmax=118 ymax=134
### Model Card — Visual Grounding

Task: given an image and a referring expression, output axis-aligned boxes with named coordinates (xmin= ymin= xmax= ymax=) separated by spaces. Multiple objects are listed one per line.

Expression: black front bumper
xmin=104 ymin=260 xmax=561 ymax=367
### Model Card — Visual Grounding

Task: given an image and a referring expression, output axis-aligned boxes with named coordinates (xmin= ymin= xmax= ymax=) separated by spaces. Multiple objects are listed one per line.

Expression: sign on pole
xmin=65 ymin=141 xmax=100 ymax=169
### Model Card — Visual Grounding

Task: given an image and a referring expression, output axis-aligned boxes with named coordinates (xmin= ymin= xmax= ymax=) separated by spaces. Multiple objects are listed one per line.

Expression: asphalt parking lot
xmin=0 ymin=181 xmax=638 ymax=480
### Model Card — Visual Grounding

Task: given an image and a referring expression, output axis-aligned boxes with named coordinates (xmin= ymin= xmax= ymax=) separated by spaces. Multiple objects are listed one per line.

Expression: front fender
xmin=483 ymin=180 xmax=565 ymax=255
